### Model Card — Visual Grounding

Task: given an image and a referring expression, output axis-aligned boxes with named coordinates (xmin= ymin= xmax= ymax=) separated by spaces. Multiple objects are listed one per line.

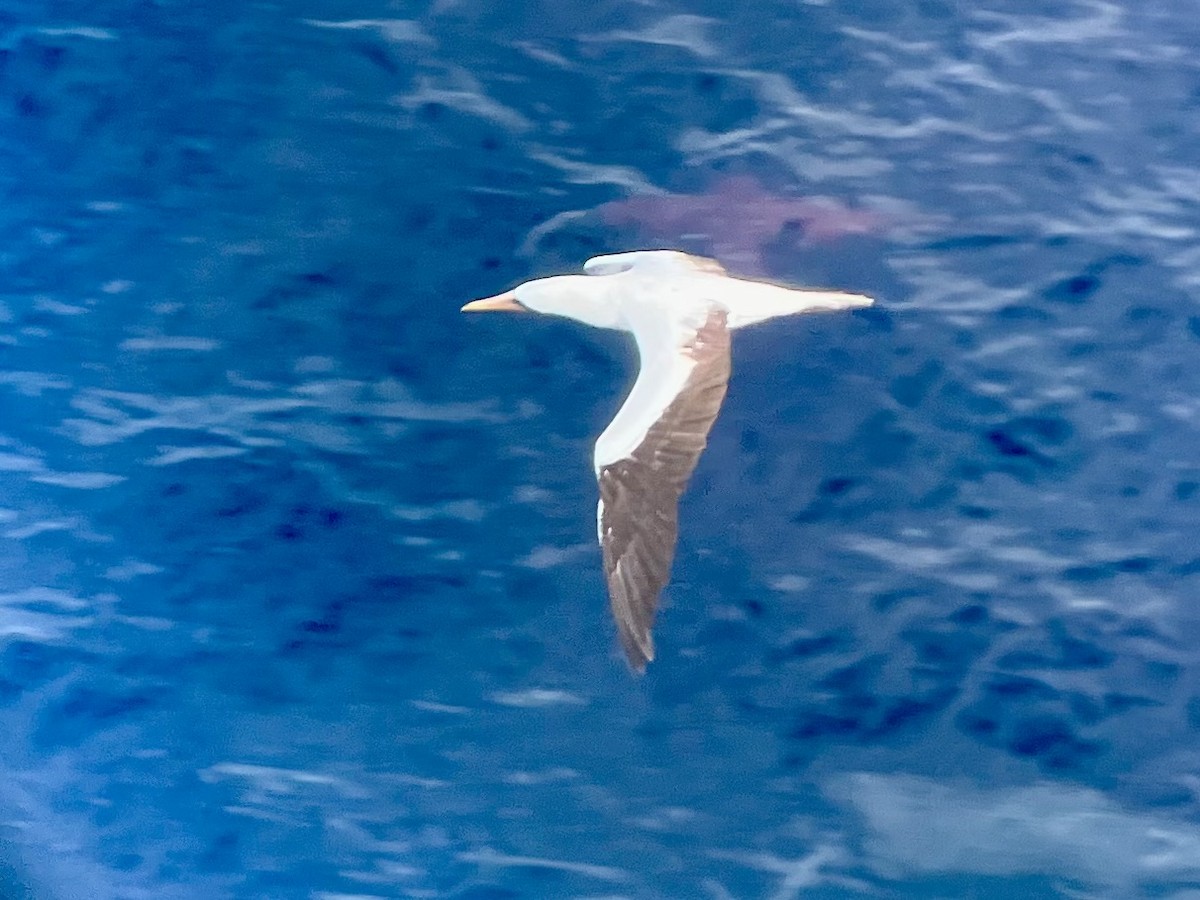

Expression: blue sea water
xmin=2 ymin=0 xmax=1200 ymax=897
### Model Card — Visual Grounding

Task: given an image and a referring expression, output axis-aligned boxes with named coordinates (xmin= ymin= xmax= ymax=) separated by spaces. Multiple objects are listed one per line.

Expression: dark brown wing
xmin=597 ymin=308 xmax=731 ymax=671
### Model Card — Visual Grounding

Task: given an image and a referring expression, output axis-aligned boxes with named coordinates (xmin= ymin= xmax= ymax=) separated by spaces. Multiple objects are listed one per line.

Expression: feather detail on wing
xmin=583 ymin=250 xmax=726 ymax=277
xmin=595 ymin=306 xmax=731 ymax=671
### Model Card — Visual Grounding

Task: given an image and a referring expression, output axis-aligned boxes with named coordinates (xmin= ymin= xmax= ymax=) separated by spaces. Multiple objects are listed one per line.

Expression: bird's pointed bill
xmin=462 ymin=291 xmax=526 ymax=313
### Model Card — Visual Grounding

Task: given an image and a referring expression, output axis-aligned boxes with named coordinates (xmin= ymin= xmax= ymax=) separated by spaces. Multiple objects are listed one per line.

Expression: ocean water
xmin=2 ymin=0 xmax=1200 ymax=897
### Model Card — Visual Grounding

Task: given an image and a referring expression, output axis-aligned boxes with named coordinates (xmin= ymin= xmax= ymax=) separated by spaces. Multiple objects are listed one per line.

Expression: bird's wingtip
xmin=822 ymin=291 xmax=876 ymax=311
xmin=627 ymin=654 xmax=651 ymax=676
xmin=619 ymin=633 xmax=655 ymax=675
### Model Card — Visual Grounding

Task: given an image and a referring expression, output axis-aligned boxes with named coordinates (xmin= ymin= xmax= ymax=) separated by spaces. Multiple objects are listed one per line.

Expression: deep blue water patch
xmin=3 ymin=0 xmax=1200 ymax=897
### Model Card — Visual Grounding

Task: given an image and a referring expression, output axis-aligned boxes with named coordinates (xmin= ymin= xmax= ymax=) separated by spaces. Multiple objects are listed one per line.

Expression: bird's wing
xmin=594 ymin=305 xmax=731 ymax=671
xmin=583 ymin=250 xmax=726 ymax=277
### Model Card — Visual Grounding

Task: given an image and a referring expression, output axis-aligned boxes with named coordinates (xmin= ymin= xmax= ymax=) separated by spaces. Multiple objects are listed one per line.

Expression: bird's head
xmin=462 ymin=275 xmax=623 ymax=330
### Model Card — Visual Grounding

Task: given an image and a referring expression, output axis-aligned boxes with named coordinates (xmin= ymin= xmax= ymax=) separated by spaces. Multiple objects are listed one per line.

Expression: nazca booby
xmin=463 ymin=250 xmax=872 ymax=672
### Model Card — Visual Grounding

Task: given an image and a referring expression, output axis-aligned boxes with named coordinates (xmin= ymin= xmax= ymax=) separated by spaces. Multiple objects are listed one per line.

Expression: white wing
xmin=583 ymin=251 xmax=871 ymax=330
xmin=717 ymin=279 xmax=873 ymax=329
xmin=583 ymin=250 xmax=726 ymax=277
xmin=594 ymin=305 xmax=731 ymax=671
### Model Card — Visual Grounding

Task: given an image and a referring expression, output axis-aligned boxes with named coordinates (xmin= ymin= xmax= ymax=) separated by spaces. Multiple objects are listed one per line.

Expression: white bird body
xmin=464 ymin=250 xmax=872 ymax=671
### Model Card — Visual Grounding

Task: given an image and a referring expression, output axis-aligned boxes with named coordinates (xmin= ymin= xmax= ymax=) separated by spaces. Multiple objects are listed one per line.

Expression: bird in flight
xmin=463 ymin=250 xmax=872 ymax=672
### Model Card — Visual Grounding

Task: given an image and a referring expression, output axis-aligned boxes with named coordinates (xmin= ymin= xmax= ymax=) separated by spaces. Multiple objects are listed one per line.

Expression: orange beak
xmin=461 ymin=290 xmax=526 ymax=313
